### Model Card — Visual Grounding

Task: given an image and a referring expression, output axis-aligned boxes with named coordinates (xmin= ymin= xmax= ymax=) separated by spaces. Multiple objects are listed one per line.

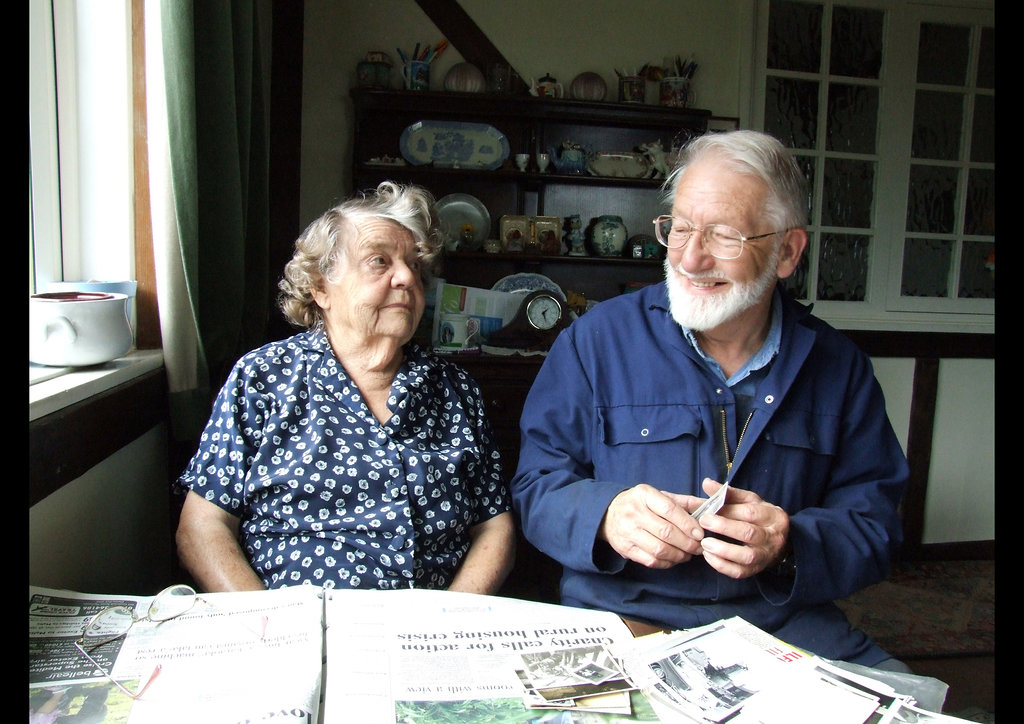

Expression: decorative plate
xmin=586 ymin=152 xmax=653 ymax=179
xmin=399 ymin=121 xmax=510 ymax=170
xmin=435 ymin=193 xmax=491 ymax=251
xmin=569 ymin=71 xmax=607 ymax=101
xmin=491 ymin=273 xmax=566 ymax=300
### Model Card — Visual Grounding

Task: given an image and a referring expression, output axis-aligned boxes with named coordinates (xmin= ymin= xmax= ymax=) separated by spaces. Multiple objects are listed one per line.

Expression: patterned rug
xmin=835 ymin=560 xmax=995 ymax=659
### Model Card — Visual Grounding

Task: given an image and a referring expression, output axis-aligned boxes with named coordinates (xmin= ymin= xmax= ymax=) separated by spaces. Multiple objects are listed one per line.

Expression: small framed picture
xmin=531 ymin=216 xmax=562 ymax=255
xmin=707 ymin=117 xmax=740 ymax=133
xmin=500 ymin=215 xmax=530 ymax=252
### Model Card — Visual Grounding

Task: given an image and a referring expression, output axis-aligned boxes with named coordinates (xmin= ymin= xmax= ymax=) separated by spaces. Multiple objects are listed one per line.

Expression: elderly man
xmin=511 ymin=130 xmax=909 ymax=670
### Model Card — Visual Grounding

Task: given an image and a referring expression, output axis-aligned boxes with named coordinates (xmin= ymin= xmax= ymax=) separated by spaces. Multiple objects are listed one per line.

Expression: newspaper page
xmin=619 ymin=617 xmax=976 ymax=724
xmin=430 ymin=280 xmax=522 ymax=350
xmin=29 ymin=585 xmax=324 ymax=724
xmin=618 ymin=619 xmax=812 ymax=724
xmin=323 ymin=588 xmax=660 ymax=724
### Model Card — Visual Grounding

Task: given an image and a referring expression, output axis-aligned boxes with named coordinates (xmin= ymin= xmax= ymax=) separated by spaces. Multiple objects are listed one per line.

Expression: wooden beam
xmin=899 ymin=358 xmax=939 ymax=559
xmin=131 ymin=0 xmax=162 ymax=349
xmin=842 ymin=330 xmax=994 ymax=359
xmin=413 ymin=0 xmax=528 ymax=93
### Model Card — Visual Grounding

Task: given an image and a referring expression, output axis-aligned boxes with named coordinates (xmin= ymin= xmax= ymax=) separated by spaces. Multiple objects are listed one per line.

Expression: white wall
xmin=29 ymin=425 xmax=177 ymax=594
xmin=923 ymin=359 xmax=995 ymax=543
xmin=871 ymin=357 xmax=995 ymax=543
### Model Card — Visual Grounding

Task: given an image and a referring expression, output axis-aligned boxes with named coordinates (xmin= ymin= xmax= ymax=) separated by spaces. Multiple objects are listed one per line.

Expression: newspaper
xmin=430 ymin=280 xmax=522 ymax=351
xmin=29 ymin=585 xmax=324 ymax=724
xmin=618 ymin=616 xmax=974 ymax=724
xmin=322 ymin=588 xmax=658 ymax=724
xmin=30 ymin=586 xmax=975 ymax=724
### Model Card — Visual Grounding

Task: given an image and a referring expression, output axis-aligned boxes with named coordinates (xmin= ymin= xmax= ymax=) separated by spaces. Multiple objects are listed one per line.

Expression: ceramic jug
xmin=591 ymin=215 xmax=628 ymax=257
xmin=530 ymin=73 xmax=563 ymax=98
xmin=548 ymin=143 xmax=588 ymax=174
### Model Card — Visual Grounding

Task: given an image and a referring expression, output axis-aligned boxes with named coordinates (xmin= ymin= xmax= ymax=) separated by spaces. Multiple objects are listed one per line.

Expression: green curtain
xmin=160 ymin=0 xmax=270 ymax=440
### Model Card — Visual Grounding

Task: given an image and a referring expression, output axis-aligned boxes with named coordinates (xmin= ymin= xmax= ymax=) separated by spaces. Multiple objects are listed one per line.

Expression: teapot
xmin=530 ymin=73 xmax=563 ymax=98
xmin=547 ymin=141 xmax=589 ymax=175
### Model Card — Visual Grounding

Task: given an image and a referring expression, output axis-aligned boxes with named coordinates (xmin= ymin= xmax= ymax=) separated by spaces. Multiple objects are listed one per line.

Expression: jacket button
xmin=640 ymin=428 xmax=650 ymax=437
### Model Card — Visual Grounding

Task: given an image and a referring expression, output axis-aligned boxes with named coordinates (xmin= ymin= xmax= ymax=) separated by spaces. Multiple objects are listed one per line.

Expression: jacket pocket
xmin=765 ymin=411 xmax=839 ymax=456
xmin=598 ymin=405 xmax=702 ymax=446
xmin=595 ymin=406 xmax=707 ymax=491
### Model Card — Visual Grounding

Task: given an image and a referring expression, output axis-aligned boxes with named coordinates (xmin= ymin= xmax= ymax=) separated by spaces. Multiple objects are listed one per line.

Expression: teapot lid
xmin=539 ymin=72 xmax=557 ymax=83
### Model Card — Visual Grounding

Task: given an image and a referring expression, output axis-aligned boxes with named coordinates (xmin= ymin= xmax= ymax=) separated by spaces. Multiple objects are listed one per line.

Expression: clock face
xmin=526 ymin=294 xmax=563 ymax=330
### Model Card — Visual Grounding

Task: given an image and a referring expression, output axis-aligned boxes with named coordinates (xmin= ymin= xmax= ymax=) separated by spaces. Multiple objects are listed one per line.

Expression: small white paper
xmin=691 ymin=481 xmax=730 ymax=522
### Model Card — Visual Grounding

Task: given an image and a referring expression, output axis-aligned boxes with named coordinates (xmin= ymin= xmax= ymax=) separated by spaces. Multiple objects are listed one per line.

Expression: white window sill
xmin=29 ymin=349 xmax=165 ymax=422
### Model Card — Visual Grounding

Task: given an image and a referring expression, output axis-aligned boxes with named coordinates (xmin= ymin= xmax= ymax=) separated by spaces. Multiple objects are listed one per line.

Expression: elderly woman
xmin=174 ymin=181 xmax=515 ymax=593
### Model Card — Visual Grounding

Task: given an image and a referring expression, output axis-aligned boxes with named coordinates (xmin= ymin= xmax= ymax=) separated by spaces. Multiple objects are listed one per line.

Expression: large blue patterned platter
xmin=399 ymin=121 xmax=510 ymax=170
xmin=491 ymin=273 xmax=566 ymax=300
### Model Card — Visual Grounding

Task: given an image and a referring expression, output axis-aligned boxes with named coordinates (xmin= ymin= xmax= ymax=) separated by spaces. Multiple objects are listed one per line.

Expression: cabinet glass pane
xmin=821 ymin=159 xmax=873 ymax=228
xmin=826 ymin=83 xmax=878 ymax=153
xmin=958 ymin=241 xmax=995 ymax=299
xmin=901 ymin=238 xmax=951 ymax=298
xmin=970 ymin=95 xmax=994 ymax=163
xmin=817 ymin=233 xmax=868 ymax=302
xmin=794 ymin=154 xmax=816 ymax=222
xmin=977 ymin=27 xmax=994 ymax=89
xmin=781 ymin=250 xmax=809 ymax=300
xmin=906 ymin=165 xmax=957 ymax=233
xmin=830 ymin=6 xmax=883 ymax=78
xmin=964 ymin=168 xmax=995 ymax=236
xmin=917 ymin=23 xmax=969 ymax=85
xmin=911 ymin=90 xmax=963 ymax=161
xmin=765 ymin=77 xmax=819 ymax=149
xmin=768 ymin=0 xmax=822 ymax=72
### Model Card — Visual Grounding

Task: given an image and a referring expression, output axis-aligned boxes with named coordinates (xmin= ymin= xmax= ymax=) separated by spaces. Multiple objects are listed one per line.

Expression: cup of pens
xmin=659 ymin=76 xmax=693 ymax=108
xmin=397 ymin=40 xmax=447 ymax=91
xmin=402 ymin=60 xmax=430 ymax=91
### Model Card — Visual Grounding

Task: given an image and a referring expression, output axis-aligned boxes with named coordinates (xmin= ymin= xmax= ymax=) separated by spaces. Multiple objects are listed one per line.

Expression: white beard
xmin=664 ymin=245 xmax=780 ymax=331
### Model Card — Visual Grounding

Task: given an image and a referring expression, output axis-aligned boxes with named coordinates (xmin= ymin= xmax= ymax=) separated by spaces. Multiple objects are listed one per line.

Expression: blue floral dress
xmin=176 ymin=328 xmax=509 ymax=589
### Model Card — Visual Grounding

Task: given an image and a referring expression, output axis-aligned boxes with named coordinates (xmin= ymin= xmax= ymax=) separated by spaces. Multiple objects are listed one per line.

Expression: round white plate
xmin=491 ymin=273 xmax=566 ymax=300
xmin=436 ymin=193 xmax=491 ymax=251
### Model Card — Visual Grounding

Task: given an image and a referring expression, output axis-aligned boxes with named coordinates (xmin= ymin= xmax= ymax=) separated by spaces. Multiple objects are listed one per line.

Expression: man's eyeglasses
xmin=652 ymin=215 xmax=787 ymax=260
xmin=73 ymin=583 xmax=267 ymax=700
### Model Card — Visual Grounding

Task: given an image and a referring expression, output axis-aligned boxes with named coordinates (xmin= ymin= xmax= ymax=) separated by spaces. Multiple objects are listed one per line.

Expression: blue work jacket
xmin=511 ymin=283 xmax=908 ymax=665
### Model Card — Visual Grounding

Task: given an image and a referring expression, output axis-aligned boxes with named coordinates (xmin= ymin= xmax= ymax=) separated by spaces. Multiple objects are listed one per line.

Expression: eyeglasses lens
xmin=71 ymin=585 xmax=204 ymax=700
xmin=707 ymin=227 xmax=743 ymax=258
xmin=654 ymin=217 xmax=744 ymax=259
xmin=82 ymin=606 xmax=134 ymax=648
xmin=148 ymin=584 xmax=197 ymax=622
xmin=655 ymin=218 xmax=679 ymax=246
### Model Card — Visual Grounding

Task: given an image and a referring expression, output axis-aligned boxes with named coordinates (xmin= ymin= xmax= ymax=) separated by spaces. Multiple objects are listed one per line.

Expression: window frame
xmin=29 ymin=0 xmax=63 ymax=295
xmin=29 ymin=0 xmax=136 ymax=294
xmin=752 ymin=0 xmax=994 ymax=333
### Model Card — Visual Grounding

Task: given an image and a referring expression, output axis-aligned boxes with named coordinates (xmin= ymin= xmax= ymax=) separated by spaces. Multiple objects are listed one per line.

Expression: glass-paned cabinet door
xmin=893 ymin=21 xmax=994 ymax=313
xmin=762 ymin=0 xmax=883 ymax=304
xmin=757 ymin=0 xmax=993 ymax=327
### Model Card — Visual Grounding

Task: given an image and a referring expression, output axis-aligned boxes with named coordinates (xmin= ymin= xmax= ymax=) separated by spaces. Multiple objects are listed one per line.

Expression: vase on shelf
xmin=590 ymin=215 xmax=627 ymax=257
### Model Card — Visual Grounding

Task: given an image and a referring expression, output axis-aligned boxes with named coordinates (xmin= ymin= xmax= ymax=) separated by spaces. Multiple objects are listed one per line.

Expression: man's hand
xmin=694 ymin=479 xmax=790 ymax=579
xmin=598 ymin=483 xmax=706 ymax=568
